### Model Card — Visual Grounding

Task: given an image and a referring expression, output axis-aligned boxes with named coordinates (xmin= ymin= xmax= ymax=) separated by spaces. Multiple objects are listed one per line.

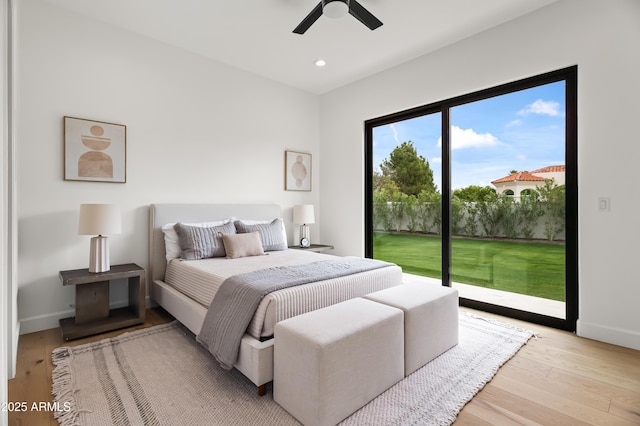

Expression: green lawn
xmin=373 ymin=232 xmax=566 ymax=302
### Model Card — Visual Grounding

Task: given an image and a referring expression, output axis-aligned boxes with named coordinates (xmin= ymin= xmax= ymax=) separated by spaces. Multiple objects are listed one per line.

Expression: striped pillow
xmin=234 ymin=218 xmax=287 ymax=251
xmin=174 ymin=221 xmax=236 ymax=260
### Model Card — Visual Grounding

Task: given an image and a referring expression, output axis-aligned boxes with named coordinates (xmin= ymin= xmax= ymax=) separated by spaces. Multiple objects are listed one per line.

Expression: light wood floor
xmin=7 ymin=307 xmax=640 ymax=426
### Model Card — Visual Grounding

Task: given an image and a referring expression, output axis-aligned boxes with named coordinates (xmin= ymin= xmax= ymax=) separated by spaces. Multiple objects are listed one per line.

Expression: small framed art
xmin=285 ymin=150 xmax=312 ymax=191
xmin=64 ymin=116 xmax=126 ymax=183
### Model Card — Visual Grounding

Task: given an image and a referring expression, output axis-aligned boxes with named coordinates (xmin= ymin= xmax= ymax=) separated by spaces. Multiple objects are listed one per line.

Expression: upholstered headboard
xmin=149 ymin=203 xmax=282 ymax=283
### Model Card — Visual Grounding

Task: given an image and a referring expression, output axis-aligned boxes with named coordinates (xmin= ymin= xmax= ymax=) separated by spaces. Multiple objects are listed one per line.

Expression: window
xmin=365 ymin=66 xmax=577 ymax=331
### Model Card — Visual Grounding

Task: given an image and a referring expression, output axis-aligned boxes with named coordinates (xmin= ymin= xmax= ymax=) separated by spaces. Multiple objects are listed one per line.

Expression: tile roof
xmin=492 ymin=165 xmax=566 ymax=184
xmin=491 ymin=171 xmax=547 ymax=184
xmin=530 ymin=165 xmax=565 ymax=173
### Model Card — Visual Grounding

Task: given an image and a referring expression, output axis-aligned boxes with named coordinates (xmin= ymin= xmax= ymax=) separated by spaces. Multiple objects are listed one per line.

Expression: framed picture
xmin=285 ymin=150 xmax=312 ymax=191
xmin=64 ymin=116 xmax=126 ymax=183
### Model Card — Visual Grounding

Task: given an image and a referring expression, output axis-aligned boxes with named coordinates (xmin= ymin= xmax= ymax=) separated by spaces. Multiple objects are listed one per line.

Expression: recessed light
xmin=314 ymin=59 xmax=327 ymax=67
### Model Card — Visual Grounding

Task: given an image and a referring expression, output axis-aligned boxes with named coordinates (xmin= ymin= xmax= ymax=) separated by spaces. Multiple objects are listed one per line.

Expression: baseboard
xmin=19 ymin=299 xmax=132 ymax=335
xmin=576 ymin=319 xmax=640 ymax=351
xmin=146 ymin=295 xmax=158 ymax=309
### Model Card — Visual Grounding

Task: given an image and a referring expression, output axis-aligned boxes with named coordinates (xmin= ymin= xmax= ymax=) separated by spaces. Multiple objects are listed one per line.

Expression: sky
xmin=372 ymin=81 xmax=566 ymax=191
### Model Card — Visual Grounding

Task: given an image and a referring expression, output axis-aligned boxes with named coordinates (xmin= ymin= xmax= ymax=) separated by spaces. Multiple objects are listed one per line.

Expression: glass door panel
xmin=449 ymin=82 xmax=567 ymax=318
xmin=371 ymin=113 xmax=442 ymax=283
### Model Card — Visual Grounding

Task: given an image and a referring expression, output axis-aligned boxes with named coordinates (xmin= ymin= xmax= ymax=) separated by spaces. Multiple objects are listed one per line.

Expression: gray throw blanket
xmin=196 ymin=256 xmax=392 ymax=370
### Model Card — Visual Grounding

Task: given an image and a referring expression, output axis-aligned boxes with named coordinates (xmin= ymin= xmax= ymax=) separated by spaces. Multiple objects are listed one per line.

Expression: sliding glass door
xmin=370 ymin=113 xmax=442 ymax=282
xmin=365 ymin=67 xmax=577 ymax=331
xmin=449 ymin=81 xmax=568 ymax=319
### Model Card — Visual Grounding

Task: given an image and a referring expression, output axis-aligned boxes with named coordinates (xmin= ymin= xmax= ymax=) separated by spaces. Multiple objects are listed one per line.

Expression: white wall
xmin=1 ymin=1 xmax=19 ymax=420
xmin=18 ymin=0 xmax=320 ymax=333
xmin=319 ymin=0 xmax=640 ymax=350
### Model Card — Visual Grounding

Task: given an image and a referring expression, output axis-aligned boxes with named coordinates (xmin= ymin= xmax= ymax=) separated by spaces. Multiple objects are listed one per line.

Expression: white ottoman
xmin=274 ymin=297 xmax=404 ymax=426
xmin=364 ymin=283 xmax=458 ymax=376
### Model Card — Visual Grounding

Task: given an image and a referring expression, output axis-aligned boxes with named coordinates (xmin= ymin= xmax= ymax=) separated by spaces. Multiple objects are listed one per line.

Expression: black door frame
xmin=365 ymin=66 xmax=578 ymax=331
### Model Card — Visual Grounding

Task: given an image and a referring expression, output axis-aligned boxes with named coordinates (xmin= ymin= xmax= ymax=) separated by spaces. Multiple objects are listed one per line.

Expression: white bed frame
xmin=149 ymin=203 xmax=281 ymax=395
xmin=149 ymin=203 xmax=404 ymax=396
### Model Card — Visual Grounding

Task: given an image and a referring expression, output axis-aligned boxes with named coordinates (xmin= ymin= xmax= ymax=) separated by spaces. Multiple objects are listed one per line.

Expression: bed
xmin=148 ymin=203 xmax=403 ymax=395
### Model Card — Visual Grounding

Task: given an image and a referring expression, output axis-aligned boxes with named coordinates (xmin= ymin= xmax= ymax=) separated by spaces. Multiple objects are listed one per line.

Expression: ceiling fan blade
xmin=293 ymin=2 xmax=323 ymax=34
xmin=348 ymin=0 xmax=383 ymax=30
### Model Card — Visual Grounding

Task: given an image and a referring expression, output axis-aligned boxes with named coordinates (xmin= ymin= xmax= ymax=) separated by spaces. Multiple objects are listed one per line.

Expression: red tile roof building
xmin=491 ymin=165 xmax=565 ymax=197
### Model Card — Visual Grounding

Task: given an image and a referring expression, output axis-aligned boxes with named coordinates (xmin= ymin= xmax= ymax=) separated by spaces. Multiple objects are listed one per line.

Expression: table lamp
xmin=78 ymin=204 xmax=121 ymax=273
xmin=293 ymin=204 xmax=315 ymax=248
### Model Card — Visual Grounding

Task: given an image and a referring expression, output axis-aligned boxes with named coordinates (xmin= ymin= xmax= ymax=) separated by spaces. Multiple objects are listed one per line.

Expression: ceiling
xmin=42 ymin=0 xmax=558 ymax=94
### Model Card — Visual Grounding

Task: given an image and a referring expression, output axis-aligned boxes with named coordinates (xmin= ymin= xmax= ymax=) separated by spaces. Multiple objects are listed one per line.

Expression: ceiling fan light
xmin=323 ymin=0 xmax=349 ymax=19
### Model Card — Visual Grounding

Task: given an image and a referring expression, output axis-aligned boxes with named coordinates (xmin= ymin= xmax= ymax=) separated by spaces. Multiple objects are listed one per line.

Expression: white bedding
xmin=164 ymin=249 xmax=403 ymax=338
xmin=165 ymin=250 xmax=333 ymax=307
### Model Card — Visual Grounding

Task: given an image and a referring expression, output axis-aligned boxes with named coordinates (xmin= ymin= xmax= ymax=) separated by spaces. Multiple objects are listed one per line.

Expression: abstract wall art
xmin=285 ymin=150 xmax=311 ymax=191
xmin=64 ymin=116 xmax=126 ymax=183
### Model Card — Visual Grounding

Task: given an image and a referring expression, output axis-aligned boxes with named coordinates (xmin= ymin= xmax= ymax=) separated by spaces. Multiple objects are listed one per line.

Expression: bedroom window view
xmin=449 ymin=82 xmax=567 ymax=318
xmin=371 ymin=80 xmax=568 ymax=320
xmin=372 ymin=113 xmax=442 ymax=281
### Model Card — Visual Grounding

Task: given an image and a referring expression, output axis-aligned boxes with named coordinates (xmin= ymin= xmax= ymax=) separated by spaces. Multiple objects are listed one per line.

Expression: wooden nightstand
xmin=289 ymin=244 xmax=334 ymax=253
xmin=59 ymin=263 xmax=145 ymax=340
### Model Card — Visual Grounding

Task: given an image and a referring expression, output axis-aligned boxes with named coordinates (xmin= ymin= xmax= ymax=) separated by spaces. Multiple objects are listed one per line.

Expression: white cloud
xmin=506 ymin=119 xmax=523 ymax=127
xmin=517 ymin=154 xmax=527 ymax=161
xmin=438 ymin=125 xmax=500 ymax=149
xmin=518 ymin=99 xmax=561 ymax=116
xmin=431 ymin=157 xmax=442 ymax=164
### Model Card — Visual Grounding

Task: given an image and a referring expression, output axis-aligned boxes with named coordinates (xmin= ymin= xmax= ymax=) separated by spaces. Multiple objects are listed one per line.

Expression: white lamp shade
xmin=293 ymin=204 xmax=315 ymax=225
xmin=78 ymin=204 xmax=121 ymax=235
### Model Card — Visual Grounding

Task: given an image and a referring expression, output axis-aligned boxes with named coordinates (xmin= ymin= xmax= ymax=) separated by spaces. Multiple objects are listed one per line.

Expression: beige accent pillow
xmin=221 ymin=231 xmax=265 ymax=259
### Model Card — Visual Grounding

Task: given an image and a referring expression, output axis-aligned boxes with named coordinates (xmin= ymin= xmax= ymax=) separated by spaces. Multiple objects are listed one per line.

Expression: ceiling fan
xmin=293 ymin=0 xmax=383 ymax=35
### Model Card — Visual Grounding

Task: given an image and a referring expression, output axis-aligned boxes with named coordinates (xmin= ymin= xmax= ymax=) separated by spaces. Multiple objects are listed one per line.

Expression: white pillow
xmin=235 ymin=218 xmax=288 ymax=247
xmin=161 ymin=218 xmax=235 ymax=261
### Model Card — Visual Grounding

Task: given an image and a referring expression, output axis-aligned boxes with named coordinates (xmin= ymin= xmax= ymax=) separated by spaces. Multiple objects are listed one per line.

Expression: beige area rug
xmin=52 ymin=312 xmax=534 ymax=426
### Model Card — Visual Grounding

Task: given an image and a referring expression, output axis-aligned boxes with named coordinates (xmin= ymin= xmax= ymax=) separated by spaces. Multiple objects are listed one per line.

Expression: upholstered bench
xmin=364 ymin=283 xmax=459 ymax=376
xmin=273 ymin=297 xmax=404 ymax=426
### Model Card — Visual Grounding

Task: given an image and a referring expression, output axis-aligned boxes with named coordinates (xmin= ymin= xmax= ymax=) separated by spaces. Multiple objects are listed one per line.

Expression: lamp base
xmin=89 ymin=235 xmax=110 ymax=273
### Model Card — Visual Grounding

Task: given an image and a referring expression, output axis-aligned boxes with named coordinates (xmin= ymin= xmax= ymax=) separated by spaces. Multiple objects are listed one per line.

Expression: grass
xmin=373 ymin=232 xmax=566 ymax=302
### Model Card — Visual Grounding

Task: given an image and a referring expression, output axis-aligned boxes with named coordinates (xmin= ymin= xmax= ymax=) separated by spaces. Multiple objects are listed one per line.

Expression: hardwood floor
xmin=7 ymin=307 xmax=640 ymax=425
xmin=7 ymin=308 xmax=174 ymax=426
xmin=454 ymin=309 xmax=640 ymax=425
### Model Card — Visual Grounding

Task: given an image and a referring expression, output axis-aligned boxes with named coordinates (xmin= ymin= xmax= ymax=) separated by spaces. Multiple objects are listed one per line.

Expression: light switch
xmin=598 ymin=197 xmax=610 ymax=212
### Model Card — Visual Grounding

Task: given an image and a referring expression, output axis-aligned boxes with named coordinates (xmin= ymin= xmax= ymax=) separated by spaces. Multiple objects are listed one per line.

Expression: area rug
xmin=51 ymin=312 xmax=534 ymax=426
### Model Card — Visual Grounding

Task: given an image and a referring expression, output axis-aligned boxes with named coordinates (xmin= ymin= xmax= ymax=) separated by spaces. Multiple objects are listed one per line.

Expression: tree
xmin=380 ymin=141 xmax=436 ymax=196
xmin=497 ymin=195 xmax=520 ymax=238
xmin=463 ymin=200 xmax=479 ymax=236
xmin=476 ymin=191 xmax=502 ymax=237
xmin=389 ymin=191 xmax=408 ymax=232
xmin=453 ymin=185 xmax=496 ymax=202
xmin=417 ymin=190 xmax=441 ymax=234
xmin=451 ymin=197 xmax=464 ymax=235
xmin=372 ymin=170 xmax=398 ymax=194
xmin=518 ymin=190 xmax=544 ymax=239
xmin=373 ymin=190 xmax=392 ymax=231
xmin=537 ymin=180 xmax=565 ymax=241
xmin=404 ymin=195 xmax=420 ymax=233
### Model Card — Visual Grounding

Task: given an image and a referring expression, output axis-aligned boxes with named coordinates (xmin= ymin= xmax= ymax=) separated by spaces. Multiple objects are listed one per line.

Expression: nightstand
xmin=59 ymin=263 xmax=145 ymax=340
xmin=289 ymin=244 xmax=334 ymax=253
